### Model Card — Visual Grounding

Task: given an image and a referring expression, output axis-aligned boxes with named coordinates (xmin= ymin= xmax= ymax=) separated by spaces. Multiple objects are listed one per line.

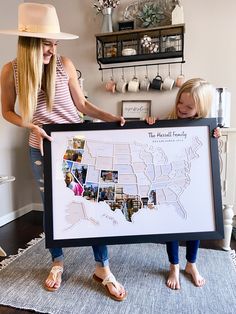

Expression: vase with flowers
xmin=94 ymin=0 xmax=120 ymax=33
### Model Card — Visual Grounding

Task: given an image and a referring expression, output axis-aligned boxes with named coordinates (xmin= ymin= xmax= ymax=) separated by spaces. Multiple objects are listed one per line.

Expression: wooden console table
xmin=219 ymin=128 xmax=236 ymax=250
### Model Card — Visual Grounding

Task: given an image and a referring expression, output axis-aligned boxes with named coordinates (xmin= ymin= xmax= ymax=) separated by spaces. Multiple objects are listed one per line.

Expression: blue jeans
xmin=29 ymin=146 xmax=109 ymax=266
xmin=166 ymin=240 xmax=200 ymax=264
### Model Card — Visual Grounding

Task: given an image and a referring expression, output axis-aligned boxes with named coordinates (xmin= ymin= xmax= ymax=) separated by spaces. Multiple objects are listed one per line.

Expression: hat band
xmin=18 ymin=23 xmax=60 ymax=34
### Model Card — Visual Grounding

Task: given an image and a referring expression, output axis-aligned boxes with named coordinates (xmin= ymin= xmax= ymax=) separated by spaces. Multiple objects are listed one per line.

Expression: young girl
xmin=147 ymin=78 xmax=220 ymax=290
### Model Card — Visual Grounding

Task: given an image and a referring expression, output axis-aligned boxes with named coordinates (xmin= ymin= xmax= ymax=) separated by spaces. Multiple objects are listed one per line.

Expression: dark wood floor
xmin=0 ymin=211 xmax=235 ymax=314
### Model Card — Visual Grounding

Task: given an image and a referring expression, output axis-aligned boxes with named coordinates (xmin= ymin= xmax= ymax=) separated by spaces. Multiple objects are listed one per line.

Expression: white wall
xmin=0 ymin=0 xmax=235 ymax=223
xmin=0 ymin=0 xmax=40 ymax=223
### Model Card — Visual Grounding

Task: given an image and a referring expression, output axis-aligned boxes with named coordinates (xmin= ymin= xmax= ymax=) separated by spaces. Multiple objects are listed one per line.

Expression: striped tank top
xmin=12 ymin=56 xmax=83 ymax=149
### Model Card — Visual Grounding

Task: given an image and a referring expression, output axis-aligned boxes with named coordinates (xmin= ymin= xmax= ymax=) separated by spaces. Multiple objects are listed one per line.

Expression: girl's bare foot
xmin=45 ymin=261 xmax=64 ymax=291
xmin=166 ymin=264 xmax=180 ymax=290
xmin=94 ymin=265 xmax=126 ymax=300
xmin=185 ymin=262 xmax=205 ymax=287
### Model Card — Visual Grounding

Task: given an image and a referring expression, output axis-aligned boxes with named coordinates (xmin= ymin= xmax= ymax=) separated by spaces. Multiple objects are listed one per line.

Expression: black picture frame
xmin=43 ymin=118 xmax=223 ymax=248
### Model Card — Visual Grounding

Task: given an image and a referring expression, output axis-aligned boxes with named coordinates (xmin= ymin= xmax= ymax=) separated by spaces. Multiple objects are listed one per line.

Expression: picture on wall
xmin=121 ymin=100 xmax=151 ymax=120
xmin=43 ymin=119 xmax=223 ymax=248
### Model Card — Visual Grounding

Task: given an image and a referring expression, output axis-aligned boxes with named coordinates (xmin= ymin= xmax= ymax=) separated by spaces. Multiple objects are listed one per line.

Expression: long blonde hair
xmin=168 ymin=78 xmax=214 ymax=120
xmin=17 ymin=36 xmax=56 ymax=124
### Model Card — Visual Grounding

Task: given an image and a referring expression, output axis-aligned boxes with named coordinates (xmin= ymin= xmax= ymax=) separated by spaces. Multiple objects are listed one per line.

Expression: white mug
xmin=116 ymin=77 xmax=128 ymax=93
xmin=128 ymin=77 xmax=139 ymax=93
xmin=162 ymin=76 xmax=175 ymax=90
xmin=140 ymin=76 xmax=151 ymax=91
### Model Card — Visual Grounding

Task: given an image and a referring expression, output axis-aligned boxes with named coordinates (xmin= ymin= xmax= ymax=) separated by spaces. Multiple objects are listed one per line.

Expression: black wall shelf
xmin=95 ymin=24 xmax=185 ymax=70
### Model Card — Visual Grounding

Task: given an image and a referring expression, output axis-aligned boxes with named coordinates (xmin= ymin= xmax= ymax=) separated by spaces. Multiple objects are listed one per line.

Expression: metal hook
xmin=180 ymin=63 xmax=183 ymax=75
xmin=76 ymin=69 xmax=82 ymax=79
xmin=146 ymin=65 xmax=149 ymax=78
xmin=168 ymin=64 xmax=171 ymax=76
xmin=122 ymin=67 xmax=125 ymax=79
xmin=101 ymin=69 xmax=104 ymax=82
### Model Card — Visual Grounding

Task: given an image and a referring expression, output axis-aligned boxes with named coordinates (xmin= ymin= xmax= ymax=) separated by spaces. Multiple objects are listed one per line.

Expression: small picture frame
xmin=121 ymin=100 xmax=151 ymax=120
xmin=118 ymin=20 xmax=134 ymax=31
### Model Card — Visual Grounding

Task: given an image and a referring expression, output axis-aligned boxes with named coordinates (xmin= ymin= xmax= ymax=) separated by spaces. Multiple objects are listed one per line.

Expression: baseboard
xmin=0 ymin=203 xmax=43 ymax=227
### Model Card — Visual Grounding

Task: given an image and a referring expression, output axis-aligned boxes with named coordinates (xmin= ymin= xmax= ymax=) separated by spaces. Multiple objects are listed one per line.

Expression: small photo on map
xmin=83 ymin=182 xmax=98 ymax=201
xmin=62 ymin=160 xmax=73 ymax=175
xmin=148 ymin=189 xmax=157 ymax=205
xmin=63 ymin=149 xmax=84 ymax=163
xmin=72 ymin=136 xmax=85 ymax=150
xmin=98 ymin=184 xmax=115 ymax=202
xmin=71 ymin=164 xmax=87 ymax=185
xmin=100 ymin=170 xmax=118 ymax=183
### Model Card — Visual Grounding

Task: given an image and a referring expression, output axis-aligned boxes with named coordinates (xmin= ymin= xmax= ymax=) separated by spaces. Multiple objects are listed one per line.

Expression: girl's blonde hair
xmin=168 ymin=78 xmax=214 ymax=120
xmin=17 ymin=37 xmax=56 ymax=124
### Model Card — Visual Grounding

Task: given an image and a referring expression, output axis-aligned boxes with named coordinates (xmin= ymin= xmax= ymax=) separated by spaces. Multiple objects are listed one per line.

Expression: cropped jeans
xmin=166 ymin=240 xmax=200 ymax=265
xmin=29 ymin=146 xmax=109 ymax=267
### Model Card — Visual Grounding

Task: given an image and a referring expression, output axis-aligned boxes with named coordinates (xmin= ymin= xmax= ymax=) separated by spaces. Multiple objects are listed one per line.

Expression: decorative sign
xmin=43 ymin=119 xmax=223 ymax=248
xmin=121 ymin=100 xmax=151 ymax=120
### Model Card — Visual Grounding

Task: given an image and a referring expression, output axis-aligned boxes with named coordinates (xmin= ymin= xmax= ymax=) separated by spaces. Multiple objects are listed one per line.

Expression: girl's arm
xmin=61 ymin=56 xmax=125 ymax=125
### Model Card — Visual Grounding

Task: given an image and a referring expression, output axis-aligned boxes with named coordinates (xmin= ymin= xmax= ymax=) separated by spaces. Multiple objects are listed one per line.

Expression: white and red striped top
xmin=12 ymin=56 xmax=83 ymax=149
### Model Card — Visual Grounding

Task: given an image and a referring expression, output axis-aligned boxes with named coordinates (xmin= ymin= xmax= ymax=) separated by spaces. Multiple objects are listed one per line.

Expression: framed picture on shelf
xmin=121 ymin=100 xmax=151 ymax=120
xmin=43 ymin=118 xmax=223 ymax=248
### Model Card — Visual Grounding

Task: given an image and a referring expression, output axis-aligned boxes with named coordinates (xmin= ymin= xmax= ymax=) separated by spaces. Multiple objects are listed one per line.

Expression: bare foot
xmin=45 ymin=261 xmax=64 ymax=291
xmin=185 ymin=262 xmax=205 ymax=287
xmin=166 ymin=264 xmax=180 ymax=290
xmin=94 ymin=265 xmax=126 ymax=300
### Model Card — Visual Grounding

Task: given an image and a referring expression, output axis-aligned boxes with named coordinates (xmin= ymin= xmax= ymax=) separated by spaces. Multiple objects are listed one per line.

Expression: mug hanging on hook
xmin=150 ymin=64 xmax=163 ymax=91
xmin=105 ymin=68 xmax=116 ymax=93
xmin=176 ymin=63 xmax=185 ymax=88
xmin=128 ymin=67 xmax=139 ymax=92
xmin=116 ymin=68 xmax=128 ymax=93
xmin=140 ymin=65 xmax=151 ymax=91
xmin=162 ymin=64 xmax=175 ymax=91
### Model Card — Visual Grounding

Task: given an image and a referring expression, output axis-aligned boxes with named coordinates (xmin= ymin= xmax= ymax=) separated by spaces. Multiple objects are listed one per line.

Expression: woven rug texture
xmin=0 ymin=238 xmax=235 ymax=314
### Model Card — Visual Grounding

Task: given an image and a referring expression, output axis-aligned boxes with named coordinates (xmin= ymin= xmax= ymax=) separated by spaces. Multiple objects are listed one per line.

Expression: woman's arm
xmin=61 ymin=56 xmax=125 ymax=125
xmin=1 ymin=62 xmax=52 ymax=155
xmin=1 ymin=62 xmax=24 ymax=127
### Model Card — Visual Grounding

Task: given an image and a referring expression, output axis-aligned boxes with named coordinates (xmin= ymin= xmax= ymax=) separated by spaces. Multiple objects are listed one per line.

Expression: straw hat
xmin=0 ymin=2 xmax=78 ymax=40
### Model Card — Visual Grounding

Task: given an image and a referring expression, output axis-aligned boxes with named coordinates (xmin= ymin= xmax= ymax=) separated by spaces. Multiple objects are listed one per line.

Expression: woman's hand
xmin=31 ymin=125 xmax=52 ymax=156
xmin=146 ymin=116 xmax=158 ymax=125
xmin=213 ymin=127 xmax=221 ymax=138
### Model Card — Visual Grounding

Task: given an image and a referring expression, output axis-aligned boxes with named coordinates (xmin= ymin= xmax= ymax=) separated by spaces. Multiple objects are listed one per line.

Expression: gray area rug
xmin=0 ymin=236 xmax=235 ymax=314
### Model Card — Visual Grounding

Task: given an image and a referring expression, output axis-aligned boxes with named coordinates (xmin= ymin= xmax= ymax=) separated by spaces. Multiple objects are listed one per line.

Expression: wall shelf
xmin=95 ymin=24 xmax=185 ymax=70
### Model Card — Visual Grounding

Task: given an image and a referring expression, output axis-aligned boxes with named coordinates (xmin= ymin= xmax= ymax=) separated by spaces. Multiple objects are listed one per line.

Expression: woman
xmin=0 ymin=3 xmax=126 ymax=301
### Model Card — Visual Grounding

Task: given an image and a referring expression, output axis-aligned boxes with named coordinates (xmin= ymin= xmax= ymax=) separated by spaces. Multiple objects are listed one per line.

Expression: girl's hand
xmin=213 ymin=127 xmax=221 ymax=138
xmin=31 ymin=125 xmax=52 ymax=156
xmin=146 ymin=116 xmax=158 ymax=125
xmin=119 ymin=116 xmax=125 ymax=126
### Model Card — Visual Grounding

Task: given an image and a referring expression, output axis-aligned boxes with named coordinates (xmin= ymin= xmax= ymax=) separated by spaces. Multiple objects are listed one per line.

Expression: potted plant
xmin=137 ymin=3 xmax=165 ymax=28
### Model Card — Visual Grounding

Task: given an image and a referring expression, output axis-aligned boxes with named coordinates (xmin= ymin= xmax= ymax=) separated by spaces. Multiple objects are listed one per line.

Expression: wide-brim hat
xmin=0 ymin=2 xmax=78 ymax=40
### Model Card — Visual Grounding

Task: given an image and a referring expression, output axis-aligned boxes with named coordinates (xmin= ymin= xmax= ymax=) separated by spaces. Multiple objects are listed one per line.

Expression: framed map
xmin=43 ymin=118 xmax=223 ymax=248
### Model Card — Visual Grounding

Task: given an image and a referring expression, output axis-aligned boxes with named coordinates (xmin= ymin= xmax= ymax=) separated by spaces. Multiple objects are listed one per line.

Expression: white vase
xmin=101 ymin=7 xmax=113 ymax=33
xmin=172 ymin=5 xmax=184 ymax=25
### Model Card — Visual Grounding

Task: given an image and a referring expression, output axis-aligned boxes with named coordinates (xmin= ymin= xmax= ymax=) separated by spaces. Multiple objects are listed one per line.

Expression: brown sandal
xmin=93 ymin=273 xmax=127 ymax=301
xmin=44 ymin=265 xmax=63 ymax=292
